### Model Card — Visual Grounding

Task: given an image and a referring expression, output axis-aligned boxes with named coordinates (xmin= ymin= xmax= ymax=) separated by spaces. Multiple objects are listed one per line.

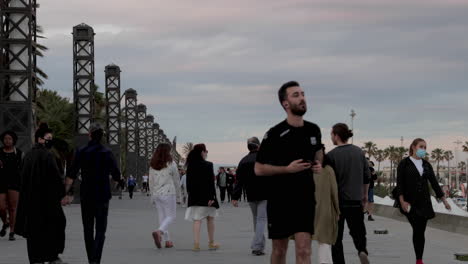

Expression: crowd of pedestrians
xmin=0 ymin=81 xmax=454 ymax=264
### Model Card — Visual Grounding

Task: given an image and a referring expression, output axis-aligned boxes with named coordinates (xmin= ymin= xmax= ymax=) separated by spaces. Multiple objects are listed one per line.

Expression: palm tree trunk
xmin=448 ymin=160 xmax=451 ymax=189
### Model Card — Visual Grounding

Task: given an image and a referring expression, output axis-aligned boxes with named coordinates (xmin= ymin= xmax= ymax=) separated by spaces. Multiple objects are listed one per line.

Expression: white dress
xmin=185 ymin=206 xmax=218 ymax=221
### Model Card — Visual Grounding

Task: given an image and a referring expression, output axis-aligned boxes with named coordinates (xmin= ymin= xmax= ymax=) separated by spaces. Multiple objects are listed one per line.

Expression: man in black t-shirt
xmin=255 ymin=81 xmax=323 ymax=264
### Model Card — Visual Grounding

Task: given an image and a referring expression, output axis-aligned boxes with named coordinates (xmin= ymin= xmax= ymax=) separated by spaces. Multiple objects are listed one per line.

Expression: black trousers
xmin=81 ymin=201 xmax=109 ymax=264
xmin=227 ymin=186 xmax=233 ymax=202
xmin=219 ymin=187 xmax=227 ymax=202
xmin=406 ymin=213 xmax=428 ymax=260
xmin=332 ymin=205 xmax=368 ymax=264
xmin=128 ymin=186 xmax=135 ymax=199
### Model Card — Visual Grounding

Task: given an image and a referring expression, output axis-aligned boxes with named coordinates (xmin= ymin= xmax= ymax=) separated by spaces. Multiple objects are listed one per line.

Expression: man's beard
xmin=290 ymin=102 xmax=307 ymax=116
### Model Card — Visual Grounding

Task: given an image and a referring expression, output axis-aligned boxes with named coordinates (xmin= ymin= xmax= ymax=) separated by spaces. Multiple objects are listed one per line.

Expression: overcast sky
xmin=38 ymin=0 xmax=468 ymax=164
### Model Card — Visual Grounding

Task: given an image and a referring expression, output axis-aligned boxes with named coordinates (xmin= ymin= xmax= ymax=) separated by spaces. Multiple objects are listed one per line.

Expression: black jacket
xmin=394 ymin=157 xmax=444 ymax=219
xmin=66 ymin=140 xmax=121 ymax=203
xmin=232 ymin=151 xmax=267 ymax=202
xmin=16 ymin=144 xmax=66 ymax=239
xmin=187 ymin=160 xmax=219 ymax=209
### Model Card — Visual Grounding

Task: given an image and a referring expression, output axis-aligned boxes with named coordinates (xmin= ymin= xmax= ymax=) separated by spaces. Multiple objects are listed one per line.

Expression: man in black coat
xmin=65 ymin=123 xmax=122 ymax=264
xmin=16 ymin=127 xmax=68 ymax=264
xmin=232 ymin=137 xmax=267 ymax=256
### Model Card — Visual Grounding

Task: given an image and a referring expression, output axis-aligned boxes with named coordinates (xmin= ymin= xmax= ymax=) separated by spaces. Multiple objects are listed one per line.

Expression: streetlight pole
xmin=401 ymin=136 xmax=404 ymax=147
xmin=350 ymin=109 xmax=356 ymax=144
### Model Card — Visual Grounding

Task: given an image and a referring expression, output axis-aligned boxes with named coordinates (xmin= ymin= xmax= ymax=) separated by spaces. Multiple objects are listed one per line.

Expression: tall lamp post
xmin=350 ymin=109 xmax=356 ymax=144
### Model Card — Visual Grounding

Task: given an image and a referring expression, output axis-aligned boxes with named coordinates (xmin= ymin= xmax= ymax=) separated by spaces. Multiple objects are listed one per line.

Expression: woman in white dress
xmin=185 ymin=144 xmax=220 ymax=251
xmin=149 ymin=143 xmax=181 ymax=249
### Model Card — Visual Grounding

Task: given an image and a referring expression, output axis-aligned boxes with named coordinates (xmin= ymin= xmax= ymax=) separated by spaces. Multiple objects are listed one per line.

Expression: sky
xmin=37 ymin=0 xmax=468 ymax=165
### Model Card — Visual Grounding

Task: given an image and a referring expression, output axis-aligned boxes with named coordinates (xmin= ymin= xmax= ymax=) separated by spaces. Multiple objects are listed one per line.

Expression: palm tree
xmin=374 ymin=148 xmax=388 ymax=173
xmin=384 ymin=146 xmax=398 ymax=187
xmin=463 ymin=142 xmax=468 ymax=152
xmin=458 ymin=161 xmax=466 ymax=189
xmin=396 ymin=147 xmax=409 ymax=162
xmin=182 ymin=142 xmax=194 ymax=158
xmin=362 ymin=141 xmax=377 ymax=159
xmin=431 ymin=148 xmax=445 ymax=180
xmin=36 ymin=89 xmax=74 ymax=144
xmin=444 ymin=150 xmax=454 ymax=188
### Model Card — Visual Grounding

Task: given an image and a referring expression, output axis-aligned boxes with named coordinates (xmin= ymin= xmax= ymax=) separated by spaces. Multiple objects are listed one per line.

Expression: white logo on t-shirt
xmin=310 ymin=137 xmax=317 ymax=145
xmin=280 ymin=129 xmax=290 ymax=137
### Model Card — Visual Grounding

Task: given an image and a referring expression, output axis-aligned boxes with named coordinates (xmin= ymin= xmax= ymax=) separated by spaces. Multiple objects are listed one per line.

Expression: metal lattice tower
xmin=124 ymin=88 xmax=137 ymax=178
xmin=152 ymin=123 xmax=159 ymax=150
xmin=136 ymin=104 xmax=147 ymax=179
xmin=72 ymin=23 xmax=95 ymax=147
xmin=104 ymin=64 xmax=121 ymax=165
xmin=0 ymin=0 xmax=37 ymax=150
xmin=145 ymin=114 xmax=154 ymax=160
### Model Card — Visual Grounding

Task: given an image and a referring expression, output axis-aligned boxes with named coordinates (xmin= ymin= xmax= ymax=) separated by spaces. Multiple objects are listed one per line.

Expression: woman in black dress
xmin=0 ymin=131 xmax=23 ymax=241
xmin=394 ymin=138 xmax=451 ymax=264
xmin=184 ymin=144 xmax=220 ymax=251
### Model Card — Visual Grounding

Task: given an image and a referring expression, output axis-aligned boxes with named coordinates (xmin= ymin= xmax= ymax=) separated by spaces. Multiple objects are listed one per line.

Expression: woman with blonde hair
xmin=394 ymin=138 xmax=451 ymax=264
xmin=149 ymin=143 xmax=181 ymax=249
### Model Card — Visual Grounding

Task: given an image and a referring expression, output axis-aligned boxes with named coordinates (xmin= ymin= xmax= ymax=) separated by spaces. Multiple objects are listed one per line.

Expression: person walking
xmin=15 ymin=126 xmax=68 ymax=264
xmin=313 ymin=147 xmax=340 ymax=264
xmin=127 ymin=175 xmax=136 ymax=199
xmin=226 ymin=168 xmax=235 ymax=202
xmin=0 ymin=131 xmax=23 ymax=241
xmin=185 ymin=144 xmax=220 ymax=251
xmin=393 ymin=138 xmax=451 ymax=264
xmin=216 ymin=167 xmax=228 ymax=203
xmin=179 ymin=168 xmax=188 ymax=208
xmin=149 ymin=143 xmax=181 ymax=249
xmin=142 ymin=174 xmax=149 ymax=195
xmin=255 ymin=81 xmax=323 ymax=264
xmin=366 ymin=160 xmax=377 ymax=221
xmin=327 ymin=123 xmax=370 ymax=264
xmin=65 ymin=123 xmax=122 ymax=264
xmin=232 ymin=137 xmax=268 ymax=256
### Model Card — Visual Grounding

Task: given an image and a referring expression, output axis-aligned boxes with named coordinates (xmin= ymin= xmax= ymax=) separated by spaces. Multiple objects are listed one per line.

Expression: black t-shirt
xmin=256 ymin=120 xmax=322 ymax=207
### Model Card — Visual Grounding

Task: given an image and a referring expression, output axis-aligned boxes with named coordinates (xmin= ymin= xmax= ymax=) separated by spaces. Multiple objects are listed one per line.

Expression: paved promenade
xmin=1 ymin=193 xmax=467 ymax=264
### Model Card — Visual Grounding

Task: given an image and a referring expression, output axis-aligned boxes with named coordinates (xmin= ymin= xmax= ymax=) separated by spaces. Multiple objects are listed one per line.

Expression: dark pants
xmin=128 ymin=186 xmax=135 ymax=199
xmin=227 ymin=186 xmax=233 ymax=202
xmin=332 ymin=205 xmax=368 ymax=264
xmin=219 ymin=187 xmax=227 ymax=202
xmin=81 ymin=201 xmax=109 ymax=264
xmin=406 ymin=213 xmax=428 ymax=260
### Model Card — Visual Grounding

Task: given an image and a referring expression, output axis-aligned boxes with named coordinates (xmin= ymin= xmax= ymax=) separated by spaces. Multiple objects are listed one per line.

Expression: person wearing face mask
xmin=393 ymin=138 xmax=451 ymax=264
xmin=15 ymin=125 xmax=68 ymax=264
xmin=0 ymin=130 xmax=23 ymax=241
xmin=184 ymin=144 xmax=220 ymax=251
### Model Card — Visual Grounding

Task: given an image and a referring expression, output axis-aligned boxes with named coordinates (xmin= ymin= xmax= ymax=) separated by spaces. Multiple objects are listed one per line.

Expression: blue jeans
xmin=81 ymin=201 xmax=109 ymax=264
xmin=249 ymin=200 xmax=267 ymax=251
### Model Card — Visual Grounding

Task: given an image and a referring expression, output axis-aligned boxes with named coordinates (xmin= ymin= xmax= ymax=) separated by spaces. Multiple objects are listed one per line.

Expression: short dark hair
xmin=90 ymin=129 xmax=104 ymax=142
xmin=278 ymin=81 xmax=300 ymax=104
xmin=332 ymin=123 xmax=354 ymax=142
xmin=0 ymin=130 xmax=18 ymax=146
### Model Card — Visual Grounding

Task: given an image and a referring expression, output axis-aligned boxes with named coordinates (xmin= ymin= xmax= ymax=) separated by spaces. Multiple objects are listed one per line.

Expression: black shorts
xmin=267 ymin=199 xmax=315 ymax=239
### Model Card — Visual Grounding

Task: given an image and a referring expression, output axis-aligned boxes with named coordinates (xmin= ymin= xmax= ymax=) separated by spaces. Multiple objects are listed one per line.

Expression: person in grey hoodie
xmin=327 ymin=123 xmax=370 ymax=264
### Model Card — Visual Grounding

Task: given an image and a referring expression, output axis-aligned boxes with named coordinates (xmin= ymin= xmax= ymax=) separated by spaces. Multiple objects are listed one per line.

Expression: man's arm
xmin=65 ymin=149 xmax=81 ymax=194
xmin=255 ymin=159 xmax=311 ymax=176
xmin=109 ymin=152 xmax=121 ymax=182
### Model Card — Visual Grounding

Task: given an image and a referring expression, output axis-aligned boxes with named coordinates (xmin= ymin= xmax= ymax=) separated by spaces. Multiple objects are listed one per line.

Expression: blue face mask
xmin=416 ymin=149 xmax=426 ymax=158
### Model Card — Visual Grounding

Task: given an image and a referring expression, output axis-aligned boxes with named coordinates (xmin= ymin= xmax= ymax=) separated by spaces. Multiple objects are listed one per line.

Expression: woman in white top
xmin=149 ymin=143 xmax=181 ymax=249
